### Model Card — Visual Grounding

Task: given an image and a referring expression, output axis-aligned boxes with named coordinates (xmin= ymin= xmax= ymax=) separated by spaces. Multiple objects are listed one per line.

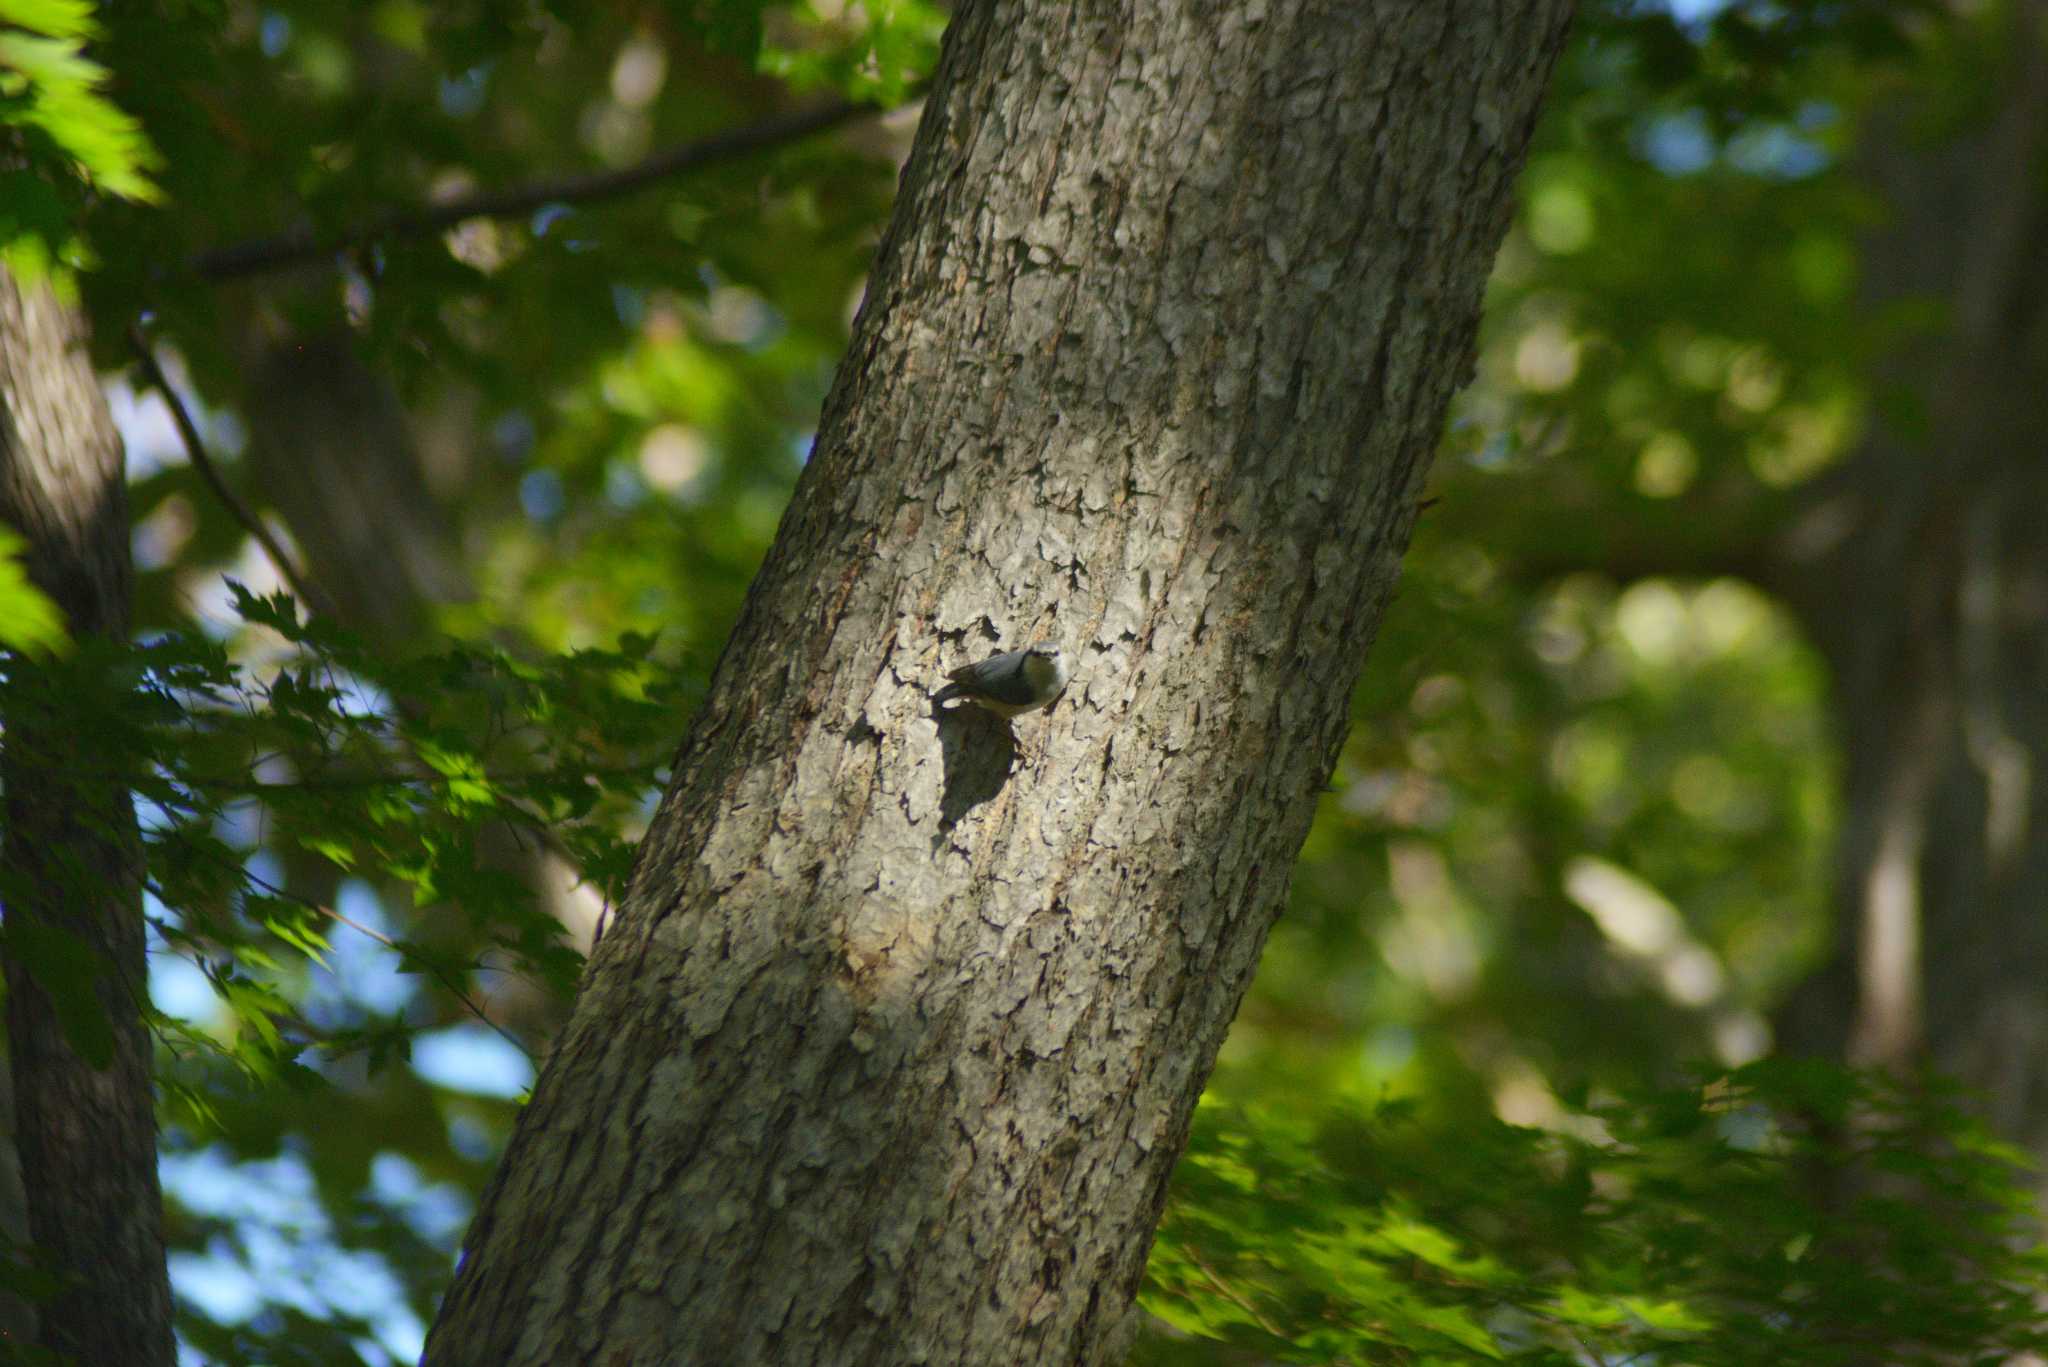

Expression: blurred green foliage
xmin=2 ymin=0 xmax=2041 ymax=1360
xmin=1142 ymin=1062 xmax=2048 ymax=1365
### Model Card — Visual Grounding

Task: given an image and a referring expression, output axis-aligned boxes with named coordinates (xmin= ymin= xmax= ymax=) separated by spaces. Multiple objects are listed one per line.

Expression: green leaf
xmin=0 ymin=2 xmax=101 ymax=40
xmin=0 ymin=524 xmax=67 ymax=655
xmin=250 ymin=894 xmax=331 ymax=965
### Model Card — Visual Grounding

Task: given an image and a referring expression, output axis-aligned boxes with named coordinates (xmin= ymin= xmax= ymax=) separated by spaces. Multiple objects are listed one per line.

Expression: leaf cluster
xmin=0 ymin=0 xmax=161 ymax=286
xmin=2 ymin=580 xmax=689 ymax=1100
xmin=4 ymin=578 xmax=699 ymax=1355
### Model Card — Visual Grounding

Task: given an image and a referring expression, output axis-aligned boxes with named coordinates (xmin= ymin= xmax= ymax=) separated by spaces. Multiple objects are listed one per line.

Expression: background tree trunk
xmin=1773 ymin=0 xmax=2048 ymax=1175
xmin=0 ymin=273 xmax=173 ymax=1364
xmin=241 ymin=331 xmax=472 ymax=642
xmin=423 ymin=1 xmax=1576 ymax=1362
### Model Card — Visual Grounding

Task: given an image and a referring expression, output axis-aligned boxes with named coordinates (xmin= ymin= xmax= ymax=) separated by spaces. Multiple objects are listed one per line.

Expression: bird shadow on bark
xmin=931 ymin=699 xmax=1018 ymax=831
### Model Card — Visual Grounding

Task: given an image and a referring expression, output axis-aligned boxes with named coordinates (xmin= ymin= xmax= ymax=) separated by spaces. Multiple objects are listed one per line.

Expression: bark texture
xmin=1775 ymin=0 xmax=2048 ymax=1152
xmin=0 ymin=272 xmax=173 ymax=1363
xmin=424 ymin=2 xmax=1575 ymax=1362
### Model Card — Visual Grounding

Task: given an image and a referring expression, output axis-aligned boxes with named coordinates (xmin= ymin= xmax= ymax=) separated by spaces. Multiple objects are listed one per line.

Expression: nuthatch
xmin=936 ymin=644 xmax=1070 ymax=719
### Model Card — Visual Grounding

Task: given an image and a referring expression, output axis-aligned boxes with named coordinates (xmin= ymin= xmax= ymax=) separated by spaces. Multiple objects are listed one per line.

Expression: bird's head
xmin=1021 ymin=644 xmax=1069 ymax=696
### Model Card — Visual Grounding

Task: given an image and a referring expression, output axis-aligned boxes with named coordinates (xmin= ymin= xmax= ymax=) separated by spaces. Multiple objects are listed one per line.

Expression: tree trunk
xmin=423 ymin=2 xmax=1575 ymax=1362
xmin=0 ymin=272 xmax=173 ymax=1363
xmin=1773 ymin=1 xmax=2048 ymax=1162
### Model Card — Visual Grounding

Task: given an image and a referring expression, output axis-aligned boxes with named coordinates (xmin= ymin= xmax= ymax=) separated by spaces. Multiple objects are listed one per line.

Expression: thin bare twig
xmin=190 ymin=96 xmax=904 ymax=282
xmin=125 ymin=324 xmax=337 ymax=618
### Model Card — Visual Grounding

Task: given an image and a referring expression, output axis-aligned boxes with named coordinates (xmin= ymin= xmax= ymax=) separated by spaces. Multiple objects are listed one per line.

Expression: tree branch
xmin=190 ymin=96 xmax=903 ymax=282
xmin=1430 ymin=462 xmax=1794 ymax=592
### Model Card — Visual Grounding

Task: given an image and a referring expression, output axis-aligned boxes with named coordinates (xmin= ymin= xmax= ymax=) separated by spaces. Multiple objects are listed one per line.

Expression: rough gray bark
xmin=423 ymin=2 xmax=1575 ymax=1362
xmin=1774 ymin=0 xmax=2048 ymax=1142
xmin=0 ymin=271 xmax=174 ymax=1364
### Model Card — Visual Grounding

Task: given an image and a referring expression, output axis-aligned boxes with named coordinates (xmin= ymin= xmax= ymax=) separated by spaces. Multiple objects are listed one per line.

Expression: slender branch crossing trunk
xmin=0 ymin=273 xmax=172 ymax=1363
xmin=426 ymin=2 xmax=1575 ymax=1361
